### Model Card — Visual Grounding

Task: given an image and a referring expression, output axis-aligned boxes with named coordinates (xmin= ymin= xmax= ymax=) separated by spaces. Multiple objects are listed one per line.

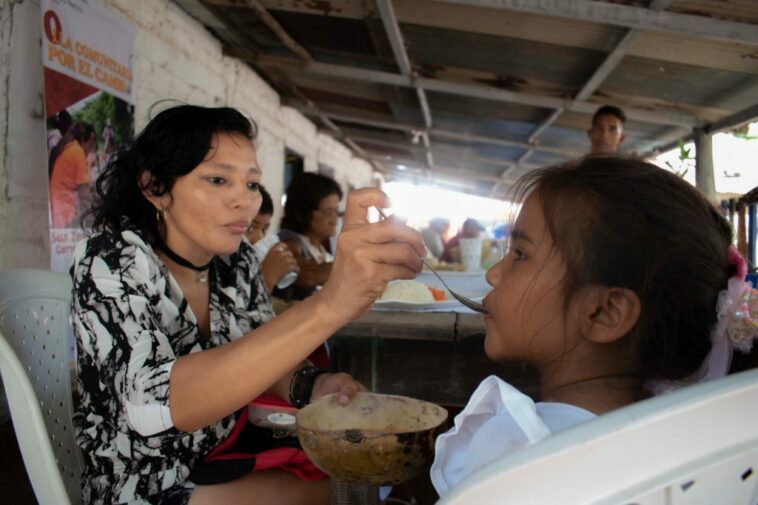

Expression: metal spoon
xmin=374 ymin=207 xmax=488 ymax=314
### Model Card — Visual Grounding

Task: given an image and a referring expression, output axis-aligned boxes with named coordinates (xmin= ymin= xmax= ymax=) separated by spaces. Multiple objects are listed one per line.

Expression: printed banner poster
xmin=42 ymin=0 xmax=135 ymax=272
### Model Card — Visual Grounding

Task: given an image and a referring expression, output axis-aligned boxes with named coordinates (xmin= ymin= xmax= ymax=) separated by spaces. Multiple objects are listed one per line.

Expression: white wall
xmin=0 ymin=0 xmax=376 ymax=271
xmin=0 ymin=0 xmax=52 ymax=271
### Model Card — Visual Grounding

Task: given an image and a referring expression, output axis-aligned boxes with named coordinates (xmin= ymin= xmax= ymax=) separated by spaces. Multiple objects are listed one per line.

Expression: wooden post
xmin=693 ymin=127 xmax=716 ymax=203
xmin=749 ymin=203 xmax=757 ymax=270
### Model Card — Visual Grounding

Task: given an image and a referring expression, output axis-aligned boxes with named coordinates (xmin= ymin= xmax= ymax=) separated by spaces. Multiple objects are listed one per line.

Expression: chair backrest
xmin=436 ymin=367 xmax=758 ymax=505
xmin=0 ymin=268 xmax=81 ymax=505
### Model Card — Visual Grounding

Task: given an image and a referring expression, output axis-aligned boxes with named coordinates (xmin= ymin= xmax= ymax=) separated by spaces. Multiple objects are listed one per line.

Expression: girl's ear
xmin=578 ymin=286 xmax=640 ymax=344
xmin=139 ymin=170 xmax=168 ymax=211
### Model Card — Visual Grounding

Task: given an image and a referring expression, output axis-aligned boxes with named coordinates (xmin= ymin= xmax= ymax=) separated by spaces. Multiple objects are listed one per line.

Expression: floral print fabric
xmin=71 ymin=224 xmax=273 ymax=504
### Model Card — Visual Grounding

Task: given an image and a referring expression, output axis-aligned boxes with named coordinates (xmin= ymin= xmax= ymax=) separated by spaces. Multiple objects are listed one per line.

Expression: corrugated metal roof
xmin=175 ymin=0 xmax=758 ymax=197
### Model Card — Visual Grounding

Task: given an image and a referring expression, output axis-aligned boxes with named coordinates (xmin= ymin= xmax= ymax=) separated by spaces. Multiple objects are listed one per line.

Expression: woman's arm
xmin=283 ymin=240 xmax=332 ymax=288
xmin=169 ymin=294 xmax=342 ymax=431
xmin=169 ymin=188 xmax=425 ymax=432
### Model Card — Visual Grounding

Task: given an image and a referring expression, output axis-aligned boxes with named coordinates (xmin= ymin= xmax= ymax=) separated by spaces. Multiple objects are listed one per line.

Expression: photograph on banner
xmin=47 ymin=88 xmax=134 ymax=272
xmin=47 ymin=88 xmax=133 ymax=227
xmin=41 ymin=0 xmax=135 ymax=272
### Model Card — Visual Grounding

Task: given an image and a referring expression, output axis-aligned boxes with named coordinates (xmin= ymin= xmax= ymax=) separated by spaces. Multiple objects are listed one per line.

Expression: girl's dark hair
xmin=510 ymin=155 xmax=733 ymax=382
xmin=280 ymin=172 xmax=343 ymax=234
xmin=258 ymin=185 xmax=274 ymax=216
xmin=86 ymin=104 xmax=257 ymax=244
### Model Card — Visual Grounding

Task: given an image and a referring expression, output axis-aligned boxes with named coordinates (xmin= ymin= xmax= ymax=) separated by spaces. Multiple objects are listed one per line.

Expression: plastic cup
xmin=459 ymin=238 xmax=483 ymax=271
xmin=276 ymin=270 xmax=298 ymax=289
xmin=253 ymin=235 xmax=299 ymax=289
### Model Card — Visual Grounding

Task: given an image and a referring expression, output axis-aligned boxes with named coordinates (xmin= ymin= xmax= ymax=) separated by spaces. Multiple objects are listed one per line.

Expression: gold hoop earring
xmin=156 ymin=208 xmax=167 ymax=239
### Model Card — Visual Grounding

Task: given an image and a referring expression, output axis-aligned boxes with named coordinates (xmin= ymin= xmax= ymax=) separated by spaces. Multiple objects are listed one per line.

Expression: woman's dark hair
xmin=58 ymin=109 xmax=73 ymax=134
xmin=258 ymin=185 xmax=274 ymax=216
xmin=509 ymin=155 xmax=733 ymax=382
xmin=280 ymin=172 xmax=343 ymax=234
xmin=85 ymin=104 xmax=257 ymax=244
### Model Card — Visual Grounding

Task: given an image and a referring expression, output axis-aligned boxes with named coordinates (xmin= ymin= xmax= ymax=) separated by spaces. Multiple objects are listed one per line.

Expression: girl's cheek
xmin=494 ymin=293 xmax=511 ymax=332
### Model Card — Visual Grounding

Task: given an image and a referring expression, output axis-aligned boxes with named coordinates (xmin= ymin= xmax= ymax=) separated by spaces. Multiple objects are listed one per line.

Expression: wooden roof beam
xmin=377 ymin=0 xmax=435 ymax=175
xmin=371 ymin=156 xmax=505 ymax=183
xmin=289 ymin=105 xmax=580 ymax=157
xmin=238 ymin=0 xmax=313 ymax=63
xmin=434 ymin=0 xmax=758 ymax=46
xmin=260 ymin=57 xmax=700 ymax=127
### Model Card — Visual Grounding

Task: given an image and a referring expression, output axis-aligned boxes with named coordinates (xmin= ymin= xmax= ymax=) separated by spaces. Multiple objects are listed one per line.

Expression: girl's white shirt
xmin=431 ymin=375 xmax=596 ymax=497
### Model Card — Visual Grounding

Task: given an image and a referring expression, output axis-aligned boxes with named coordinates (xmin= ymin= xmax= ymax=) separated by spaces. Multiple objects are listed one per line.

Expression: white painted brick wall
xmin=0 ymin=0 xmax=51 ymax=271
xmin=0 ymin=3 xmax=11 ymax=236
xmin=255 ymin=127 xmax=286 ymax=227
xmin=225 ymin=59 xmax=282 ymax=128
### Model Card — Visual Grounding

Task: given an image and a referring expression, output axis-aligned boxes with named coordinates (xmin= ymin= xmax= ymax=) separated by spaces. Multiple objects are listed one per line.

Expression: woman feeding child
xmin=71 ymin=104 xmax=425 ymax=505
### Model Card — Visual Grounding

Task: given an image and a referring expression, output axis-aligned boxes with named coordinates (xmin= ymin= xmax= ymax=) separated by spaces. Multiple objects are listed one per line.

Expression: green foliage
xmin=678 ymin=139 xmax=693 ymax=162
xmin=729 ymin=124 xmax=758 ymax=141
xmin=661 ymin=139 xmax=694 ymax=178
xmin=72 ymin=92 xmax=134 ymax=147
xmin=732 ymin=131 xmax=758 ymax=141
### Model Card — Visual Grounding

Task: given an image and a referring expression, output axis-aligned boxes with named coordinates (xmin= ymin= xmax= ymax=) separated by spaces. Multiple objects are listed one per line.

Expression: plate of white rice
xmin=374 ymin=279 xmax=484 ymax=311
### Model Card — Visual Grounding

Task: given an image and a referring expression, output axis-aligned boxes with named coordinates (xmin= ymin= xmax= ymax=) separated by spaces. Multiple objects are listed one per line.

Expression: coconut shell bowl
xmin=297 ymin=392 xmax=448 ymax=504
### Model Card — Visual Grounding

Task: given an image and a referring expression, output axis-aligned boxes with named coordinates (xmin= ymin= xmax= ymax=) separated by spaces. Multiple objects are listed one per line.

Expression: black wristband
xmin=289 ymin=366 xmax=328 ymax=408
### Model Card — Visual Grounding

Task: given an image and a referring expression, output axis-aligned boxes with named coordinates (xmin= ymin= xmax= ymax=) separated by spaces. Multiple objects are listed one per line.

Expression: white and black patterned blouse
xmin=71 ymin=223 xmax=274 ymax=504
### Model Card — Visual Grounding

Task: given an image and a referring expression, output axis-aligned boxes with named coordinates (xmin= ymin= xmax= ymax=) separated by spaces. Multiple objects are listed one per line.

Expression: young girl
xmin=431 ymin=155 xmax=757 ymax=496
xmin=246 ymin=184 xmax=300 ymax=293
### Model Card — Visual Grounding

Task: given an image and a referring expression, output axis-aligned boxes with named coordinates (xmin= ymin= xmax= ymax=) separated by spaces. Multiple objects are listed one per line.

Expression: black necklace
xmin=160 ymin=241 xmax=214 ymax=282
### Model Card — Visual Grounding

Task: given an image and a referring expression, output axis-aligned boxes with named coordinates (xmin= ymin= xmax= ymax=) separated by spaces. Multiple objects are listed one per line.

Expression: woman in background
xmin=276 ymin=172 xmax=343 ymax=300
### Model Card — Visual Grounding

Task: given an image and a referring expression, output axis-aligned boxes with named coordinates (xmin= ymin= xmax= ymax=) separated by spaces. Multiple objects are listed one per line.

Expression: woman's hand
xmin=282 ymin=240 xmax=332 ymax=289
xmin=317 ymin=188 xmax=425 ymax=323
xmin=310 ymin=372 xmax=366 ymax=405
xmin=261 ymin=243 xmax=299 ymax=292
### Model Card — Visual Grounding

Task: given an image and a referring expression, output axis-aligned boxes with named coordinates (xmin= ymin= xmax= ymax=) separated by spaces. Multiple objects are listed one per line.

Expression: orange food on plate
xmin=428 ymin=286 xmax=447 ymax=301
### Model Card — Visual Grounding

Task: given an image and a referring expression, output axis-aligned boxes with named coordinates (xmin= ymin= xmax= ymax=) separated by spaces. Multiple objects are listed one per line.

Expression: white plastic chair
xmin=0 ymin=268 xmax=81 ymax=505
xmin=437 ymin=367 xmax=758 ymax=505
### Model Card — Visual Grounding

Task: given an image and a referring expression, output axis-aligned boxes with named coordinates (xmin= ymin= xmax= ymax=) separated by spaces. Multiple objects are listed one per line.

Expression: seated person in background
xmin=421 ymin=217 xmax=450 ymax=260
xmin=431 ymin=156 xmax=758 ymax=498
xmin=440 ymin=217 xmax=483 ymax=263
xmin=246 ymin=184 xmax=300 ymax=293
xmin=246 ymin=186 xmax=329 ymax=398
xmin=276 ymin=172 xmax=343 ymax=300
